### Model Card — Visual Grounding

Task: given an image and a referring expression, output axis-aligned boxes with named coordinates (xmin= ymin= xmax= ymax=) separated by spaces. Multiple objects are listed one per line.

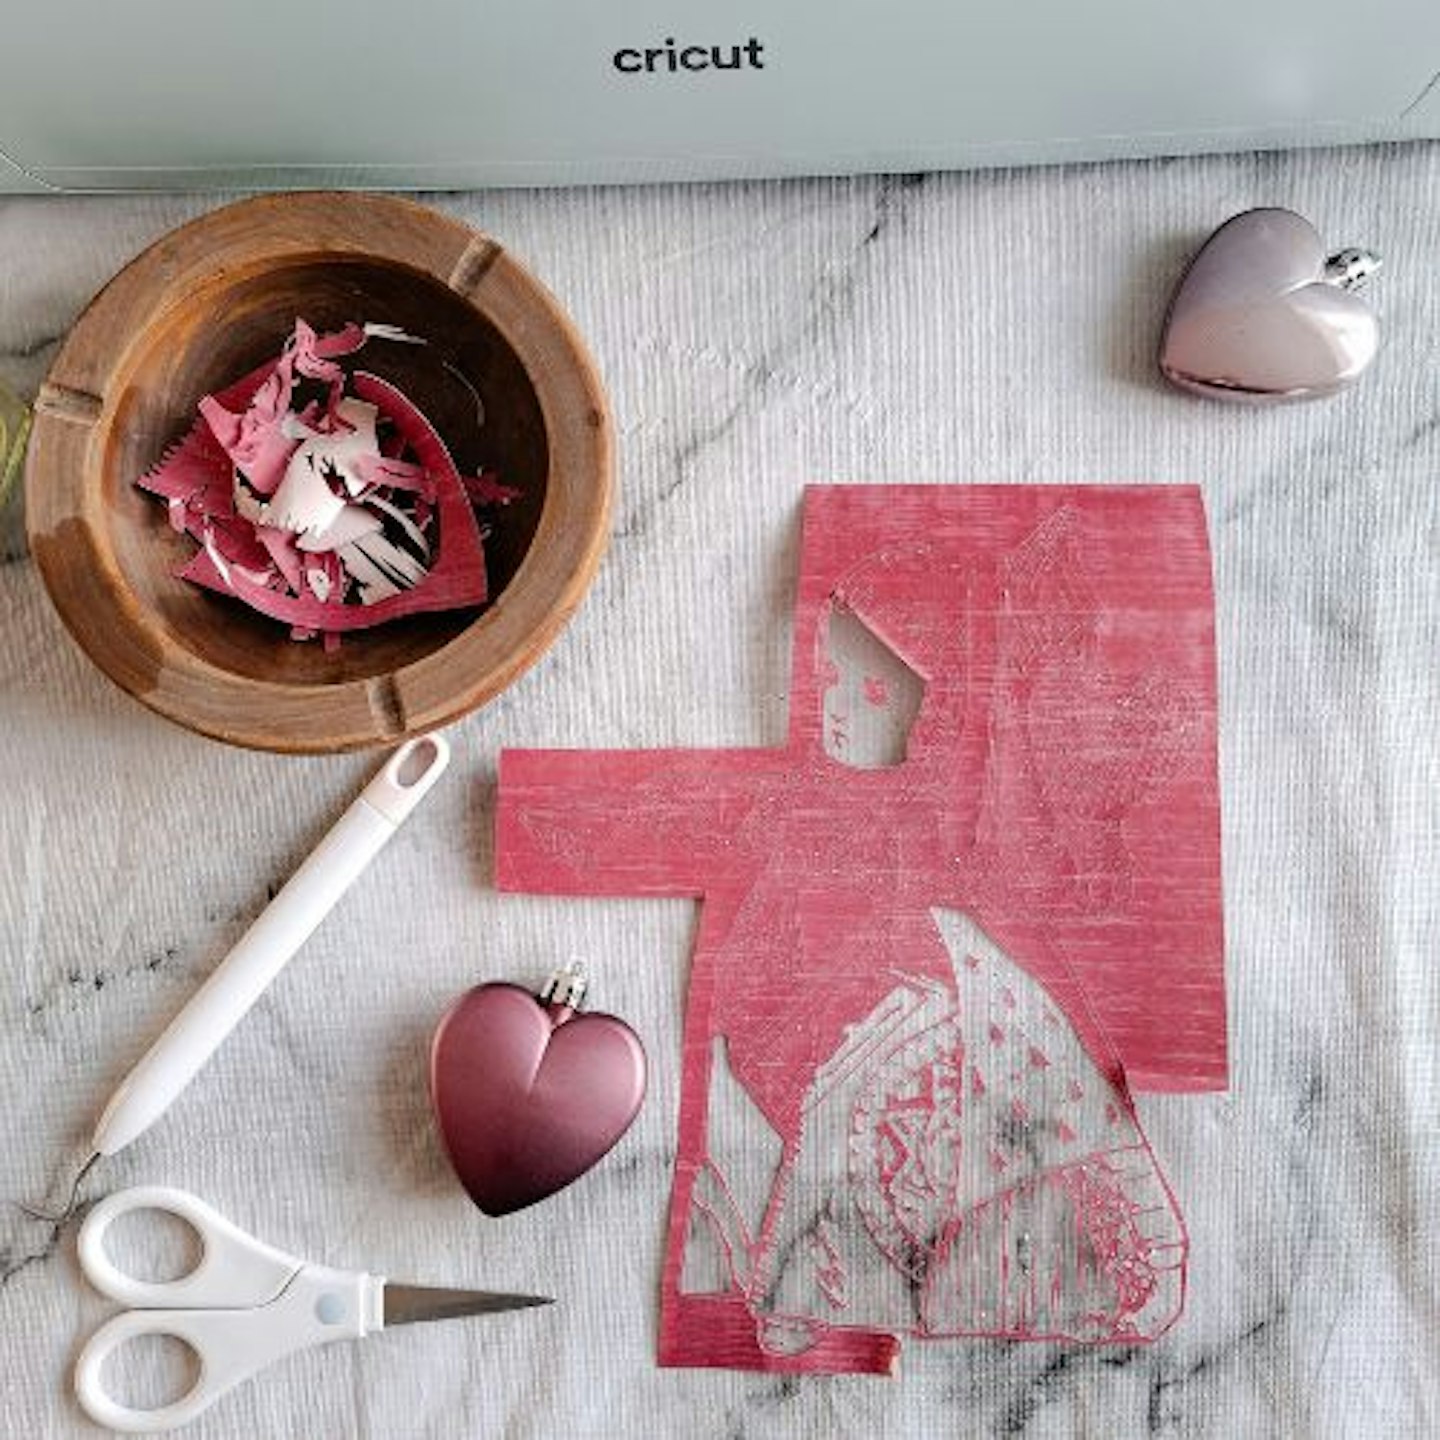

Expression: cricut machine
xmin=3 ymin=1 xmax=1438 ymax=190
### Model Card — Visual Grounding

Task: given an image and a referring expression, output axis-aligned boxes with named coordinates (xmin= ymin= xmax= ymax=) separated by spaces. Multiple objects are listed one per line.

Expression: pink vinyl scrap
xmin=137 ymin=320 xmax=517 ymax=648
xmin=495 ymin=485 xmax=1225 ymax=1374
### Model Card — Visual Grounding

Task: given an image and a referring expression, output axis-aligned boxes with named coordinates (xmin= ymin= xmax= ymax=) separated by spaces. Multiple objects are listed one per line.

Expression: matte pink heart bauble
xmin=429 ymin=969 xmax=646 ymax=1216
xmin=1160 ymin=208 xmax=1381 ymax=403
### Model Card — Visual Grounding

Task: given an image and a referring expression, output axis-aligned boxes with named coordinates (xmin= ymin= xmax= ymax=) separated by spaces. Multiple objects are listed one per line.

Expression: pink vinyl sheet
xmin=495 ymin=486 xmax=1225 ymax=1374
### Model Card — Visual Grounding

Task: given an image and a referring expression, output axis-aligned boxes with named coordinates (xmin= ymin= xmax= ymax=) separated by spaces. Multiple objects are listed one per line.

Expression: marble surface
xmin=2 ymin=145 xmax=1438 ymax=1438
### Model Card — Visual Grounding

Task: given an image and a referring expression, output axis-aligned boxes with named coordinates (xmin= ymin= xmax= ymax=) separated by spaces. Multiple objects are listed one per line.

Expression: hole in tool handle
xmin=366 ymin=731 xmax=452 ymax=825
xmin=395 ymin=735 xmax=446 ymax=788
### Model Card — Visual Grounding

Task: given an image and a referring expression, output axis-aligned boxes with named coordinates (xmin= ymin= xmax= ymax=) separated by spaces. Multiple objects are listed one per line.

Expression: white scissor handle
xmin=78 ymin=1186 xmax=302 ymax=1310
xmin=74 ymin=1262 xmax=383 ymax=1433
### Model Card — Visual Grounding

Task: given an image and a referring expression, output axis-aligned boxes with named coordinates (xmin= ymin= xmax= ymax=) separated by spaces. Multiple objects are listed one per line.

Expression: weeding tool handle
xmin=91 ymin=733 xmax=450 ymax=1157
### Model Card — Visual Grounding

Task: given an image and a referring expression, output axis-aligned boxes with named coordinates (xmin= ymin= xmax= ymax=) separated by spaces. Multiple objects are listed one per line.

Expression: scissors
xmin=74 ymin=1186 xmax=551 ymax=1433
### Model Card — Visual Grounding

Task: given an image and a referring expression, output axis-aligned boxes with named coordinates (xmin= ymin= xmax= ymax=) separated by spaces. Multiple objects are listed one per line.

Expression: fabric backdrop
xmin=1 ymin=143 xmax=1436 ymax=1437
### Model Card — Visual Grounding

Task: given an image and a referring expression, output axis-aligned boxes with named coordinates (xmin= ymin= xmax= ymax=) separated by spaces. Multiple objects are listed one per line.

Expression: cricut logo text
xmin=613 ymin=38 xmax=765 ymax=75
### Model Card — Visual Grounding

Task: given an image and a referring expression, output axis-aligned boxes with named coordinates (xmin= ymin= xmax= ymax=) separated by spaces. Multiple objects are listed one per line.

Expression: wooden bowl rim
xmin=25 ymin=193 xmax=612 ymax=753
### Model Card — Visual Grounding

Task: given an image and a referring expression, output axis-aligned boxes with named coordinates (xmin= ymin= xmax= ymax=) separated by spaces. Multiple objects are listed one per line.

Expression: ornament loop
xmin=539 ymin=962 xmax=589 ymax=1012
xmin=1322 ymin=247 xmax=1382 ymax=291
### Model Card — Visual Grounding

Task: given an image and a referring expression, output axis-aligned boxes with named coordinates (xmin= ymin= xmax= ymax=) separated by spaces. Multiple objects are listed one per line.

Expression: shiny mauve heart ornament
xmin=1160 ymin=208 xmax=1380 ymax=403
xmin=430 ymin=969 xmax=646 ymax=1216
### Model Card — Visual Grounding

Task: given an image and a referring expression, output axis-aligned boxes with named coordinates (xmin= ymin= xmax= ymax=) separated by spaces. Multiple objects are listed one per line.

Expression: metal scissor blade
xmin=382 ymin=1283 xmax=554 ymax=1327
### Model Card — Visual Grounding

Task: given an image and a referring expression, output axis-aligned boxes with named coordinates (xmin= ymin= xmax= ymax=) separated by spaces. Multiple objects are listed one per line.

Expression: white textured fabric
xmin=1 ymin=146 xmax=1437 ymax=1437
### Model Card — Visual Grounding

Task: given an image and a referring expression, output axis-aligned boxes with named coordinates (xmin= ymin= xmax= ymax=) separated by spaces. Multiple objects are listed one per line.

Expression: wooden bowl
xmin=25 ymin=193 xmax=611 ymax=753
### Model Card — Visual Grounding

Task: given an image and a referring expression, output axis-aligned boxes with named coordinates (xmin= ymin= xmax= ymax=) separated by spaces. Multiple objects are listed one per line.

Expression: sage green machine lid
xmin=3 ymin=0 xmax=1438 ymax=190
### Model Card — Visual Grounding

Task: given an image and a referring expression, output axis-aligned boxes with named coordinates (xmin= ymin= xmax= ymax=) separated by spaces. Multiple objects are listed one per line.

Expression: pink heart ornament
xmin=1160 ymin=208 xmax=1380 ymax=403
xmin=430 ymin=980 xmax=646 ymax=1216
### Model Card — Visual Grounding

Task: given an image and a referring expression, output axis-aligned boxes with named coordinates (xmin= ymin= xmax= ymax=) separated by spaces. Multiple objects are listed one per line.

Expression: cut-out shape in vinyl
xmin=497 ymin=485 xmax=1225 ymax=1374
xmin=691 ymin=911 xmax=1187 ymax=1356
